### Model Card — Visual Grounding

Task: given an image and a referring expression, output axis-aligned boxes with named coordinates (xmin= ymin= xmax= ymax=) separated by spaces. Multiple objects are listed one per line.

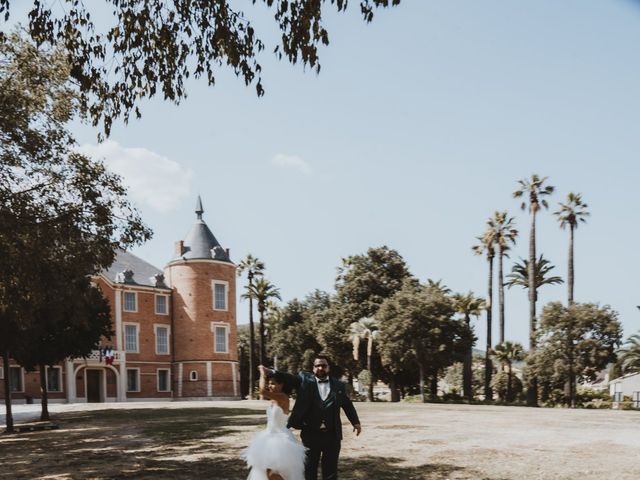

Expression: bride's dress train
xmin=244 ymin=404 xmax=306 ymax=480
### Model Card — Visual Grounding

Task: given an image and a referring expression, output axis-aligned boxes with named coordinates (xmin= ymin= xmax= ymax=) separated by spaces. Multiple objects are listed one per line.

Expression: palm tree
xmin=263 ymin=300 xmax=283 ymax=368
xmin=243 ymin=277 xmax=281 ymax=366
xmin=349 ymin=317 xmax=380 ymax=402
xmin=491 ymin=341 xmax=525 ymax=402
xmin=452 ymin=292 xmax=485 ymax=400
xmin=554 ymin=193 xmax=589 ymax=305
xmin=505 ymin=255 xmax=564 ymax=294
xmin=513 ymin=174 xmax=554 ymax=406
xmin=473 ymin=229 xmax=496 ymax=402
xmin=426 ymin=279 xmax=452 ymax=295
xmin=237 ymin=254 xmax=265 ymax=399
xmin=617 ymin=334 xmax=640 ymax=374
xmin=486 ymin=211 xmax=518 ymax=344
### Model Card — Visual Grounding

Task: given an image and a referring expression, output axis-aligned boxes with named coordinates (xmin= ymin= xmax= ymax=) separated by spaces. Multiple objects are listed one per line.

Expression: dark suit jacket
xmin=282 ymin=371 xmax=360 ymax=440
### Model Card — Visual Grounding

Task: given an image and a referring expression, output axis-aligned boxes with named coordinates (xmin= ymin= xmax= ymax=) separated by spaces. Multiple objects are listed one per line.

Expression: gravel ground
xmin=2 ymin=400 xmax=639 ymax=479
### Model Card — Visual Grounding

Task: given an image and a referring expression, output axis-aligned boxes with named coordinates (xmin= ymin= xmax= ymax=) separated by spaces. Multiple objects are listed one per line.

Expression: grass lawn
xmin=1 ymin=401 xmax=640 ymax=479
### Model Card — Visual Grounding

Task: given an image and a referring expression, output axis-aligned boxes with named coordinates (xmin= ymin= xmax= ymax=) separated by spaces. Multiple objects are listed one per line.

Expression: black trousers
xmin=301 ymin=430 xmax=341 ymax=480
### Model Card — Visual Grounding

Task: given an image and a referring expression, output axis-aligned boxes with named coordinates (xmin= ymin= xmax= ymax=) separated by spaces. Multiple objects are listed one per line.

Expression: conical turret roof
xmin=174 ymin=196 xmax=231 ymax=262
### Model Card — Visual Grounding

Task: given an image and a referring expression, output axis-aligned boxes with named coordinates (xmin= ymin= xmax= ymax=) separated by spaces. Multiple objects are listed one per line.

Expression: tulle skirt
xmin=244 ymin=427 xmax=306 ymax=480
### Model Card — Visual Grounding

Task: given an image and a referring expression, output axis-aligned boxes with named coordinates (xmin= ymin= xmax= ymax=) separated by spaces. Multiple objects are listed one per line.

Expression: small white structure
xmin=609 ymin=372 xmax=640 ymax=407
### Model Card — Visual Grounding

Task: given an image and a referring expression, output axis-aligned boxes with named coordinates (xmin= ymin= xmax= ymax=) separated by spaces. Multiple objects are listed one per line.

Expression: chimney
xmin=225 ymin=248 xmax=230 ymax=258
xmin=175 ymin=240 xmax=184 ymax=256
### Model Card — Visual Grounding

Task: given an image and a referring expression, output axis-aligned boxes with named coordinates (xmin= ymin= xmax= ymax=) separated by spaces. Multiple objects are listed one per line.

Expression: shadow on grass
xmin=0 ymin=407 xmax=262 ymax=480
xmin=0 ymin=408 xmax=498 ymax=480
xmin=339 ymin=456 xmax=490 ymax=480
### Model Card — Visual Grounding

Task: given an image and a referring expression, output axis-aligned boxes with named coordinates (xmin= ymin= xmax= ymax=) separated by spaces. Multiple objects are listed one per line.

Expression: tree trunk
xmin=418 ymin=361 xmax=426 ymax=403
xmin=367 ymin=348 xmax=374 ymax=402
xmin=389 ymin=375 xmax=400 ymax=402
xmin=484 ymin=254 xmax=494 ymax=402
xmin=498 ymin=246 xmax=505 ymax=345
xmin=463 ymin=314 xmax=473 ymax=400
xmin=39 ymin=364 xmax=50 ymax=421
xmin=259 ymin=306 xmax=266 ymax=366
xmin=2 ymin=350 xmax=13 ymax=433
xmin=430 ymin=366 xmax=438 ymax=399
xmin=527 ymin=209 xmax=538 ymax=407
xmin=248 ymin=274 xmax=256 ymax=400
xmin=568 ymin=334 xmax=576 ymax=408
xmin=507 ymin=364 xmax=513 ymax=403
xmin=568 ymin=225 xmax=574 ymax=305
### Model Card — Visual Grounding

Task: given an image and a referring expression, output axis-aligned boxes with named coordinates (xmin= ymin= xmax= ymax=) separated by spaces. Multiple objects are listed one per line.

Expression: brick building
xmin=1 ymin=197 xmax=240 ymax=403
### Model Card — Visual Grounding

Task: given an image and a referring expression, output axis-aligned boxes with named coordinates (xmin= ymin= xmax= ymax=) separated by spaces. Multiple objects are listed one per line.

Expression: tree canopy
xmin=0 ymin=0 xmax=400 ymax=136
xmin=529 ymin=302 xmax=622 ymax=407
xmin=0 ymin=33 xmax=150 ymax=427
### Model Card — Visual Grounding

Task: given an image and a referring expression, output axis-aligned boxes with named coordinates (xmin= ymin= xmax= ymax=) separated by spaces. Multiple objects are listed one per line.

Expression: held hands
xmin=353 ymin=424 xmax=362 ymax=437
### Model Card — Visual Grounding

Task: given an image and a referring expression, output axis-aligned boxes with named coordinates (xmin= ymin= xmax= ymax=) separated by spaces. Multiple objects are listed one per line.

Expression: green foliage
xmin=512 ymin=174 xmax=555 ymax=214
xmin=335 ymin=246 xmax=413 ymax=320
xmin=505 ymin=255 xmax=564 ymax=293
xmin=491 ymin=371 xmax=523 ymax=401
xmin=0 ymin=1 xmax=400 ymax=136
xmin=268 ymin=294 xmax=325 ymax=374
xmin=0 ymin=34 xmax=150 ymax=422
xmin=529 ymin=302 xmax=622 ymax=407
xmin=616 ymin=333 xmax=640 ymax=374
xmin=554 ymin=193 xmax=589 ymax=230
xmin=376 ymin=281 xmax=473 ymax=401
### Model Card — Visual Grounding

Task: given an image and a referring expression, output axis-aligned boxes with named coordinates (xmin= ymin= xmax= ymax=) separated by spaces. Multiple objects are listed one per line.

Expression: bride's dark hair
xmin=267 ymin=371 xmax=293 ymax=395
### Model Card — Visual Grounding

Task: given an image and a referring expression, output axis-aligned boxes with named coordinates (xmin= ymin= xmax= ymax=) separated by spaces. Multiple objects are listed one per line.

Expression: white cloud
xmin=78 ymin=140 xmax=192 ymax=213
xmin=271 ymin=153 xmax=312 ymax=175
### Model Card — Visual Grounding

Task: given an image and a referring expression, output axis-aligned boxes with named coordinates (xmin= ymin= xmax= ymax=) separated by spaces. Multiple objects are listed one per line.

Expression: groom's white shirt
xmin=316 ymin=376 xmax=330 ymax=401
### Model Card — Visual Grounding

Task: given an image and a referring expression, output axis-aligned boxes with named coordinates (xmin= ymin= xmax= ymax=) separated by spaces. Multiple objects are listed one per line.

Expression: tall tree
xmin=1 ymin=1 xmax=400 ymax=137
xmin=236 ymin=254 xmax=265 ymax=399
xmin=486 ymin=212 xmax=518 ymax=344
xmin=491 ymin=341 xmax=525 ymax=402
xmin=473 ymin=229 xmax=496 ymax=402
xmin=333 ymin=246 xmax=413 ymax=381
xmin=269 ymin=295 xmax=324 ymax=374
xmin=0 ymin=34 xmax=149 ymax=430
xmin=377 ymin=281 xmax=470 ymax=403
xmin=243 ymin=277 xmax=281 ymax=366
xmin=554 ymin=193 xmax=589 ymax=305
xmin=452 ymin=292 xmax=485 ymax=400
xmin=11 ymin=278 xmax=113 ymax=421
xmin=348 ymin=317 xmax=379 ymax=402
xmin=530 ymin=302 xmax=621 ymax=408
xmin=513 ymin=174 xmax=555 ymax=406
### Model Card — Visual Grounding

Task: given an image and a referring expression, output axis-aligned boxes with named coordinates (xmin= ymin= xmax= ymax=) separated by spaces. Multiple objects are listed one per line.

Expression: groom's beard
xmin=315 ymin=372 xmax=328 ymax=380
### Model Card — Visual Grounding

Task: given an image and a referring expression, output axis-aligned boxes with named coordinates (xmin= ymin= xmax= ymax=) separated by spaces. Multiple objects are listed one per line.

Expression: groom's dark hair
xmin=314 ymin=353 xmax=331 ymax=365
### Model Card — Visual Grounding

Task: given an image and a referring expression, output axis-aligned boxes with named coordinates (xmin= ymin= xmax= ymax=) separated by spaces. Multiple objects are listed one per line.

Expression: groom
xmin=260 ymin=354 xmax=361 ymax=480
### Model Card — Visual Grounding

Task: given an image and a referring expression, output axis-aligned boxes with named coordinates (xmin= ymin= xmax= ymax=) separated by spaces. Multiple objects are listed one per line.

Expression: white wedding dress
xmin=244 ymin=403 xmax=306 ymax=480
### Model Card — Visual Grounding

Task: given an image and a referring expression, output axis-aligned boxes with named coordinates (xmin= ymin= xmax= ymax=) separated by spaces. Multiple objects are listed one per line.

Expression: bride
xmin=244 ymin=366 xmax=306 ymax=480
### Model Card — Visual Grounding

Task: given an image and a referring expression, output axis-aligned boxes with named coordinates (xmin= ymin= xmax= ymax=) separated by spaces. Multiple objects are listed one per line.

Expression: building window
xmin=155 ymin=325 xmax=170 ymax=355
xmin=155 ymin=295 xmax=168 ymax=315
xmin=123 ymin=291 xmax=137 ymax=312
xmin=46 ymin=367 xmax=62 ymax=393
xmin=9 ymin=367 xmax=23 ymax=392
xmin=190 ymin=370 xmax=198 ymax=381
xmin=126 ymin=369 xmax=139 ymax=392
xmin=213 ymin=324 xmax=229 ymax=353
xmin=124 ymin=323 xmax=139 ymax=353
xmin=212 ymin=281 xmax=228 ymax=311
xmin=157 ymin=369 xmax=170 ymax=392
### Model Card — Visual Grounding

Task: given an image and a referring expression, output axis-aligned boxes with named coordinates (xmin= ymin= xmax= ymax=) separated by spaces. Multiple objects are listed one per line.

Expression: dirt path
xmin=1 ymin=401 xmax=638 ymax=479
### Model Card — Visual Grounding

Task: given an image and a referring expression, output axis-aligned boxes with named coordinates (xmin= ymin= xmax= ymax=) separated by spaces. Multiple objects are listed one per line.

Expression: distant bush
xmin=576 ymin=388 xmax=611 ymax=408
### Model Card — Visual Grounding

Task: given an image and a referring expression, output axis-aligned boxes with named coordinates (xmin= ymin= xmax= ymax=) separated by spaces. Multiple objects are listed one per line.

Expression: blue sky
xmin=10 ymin=1 xmax=640 ymax=348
